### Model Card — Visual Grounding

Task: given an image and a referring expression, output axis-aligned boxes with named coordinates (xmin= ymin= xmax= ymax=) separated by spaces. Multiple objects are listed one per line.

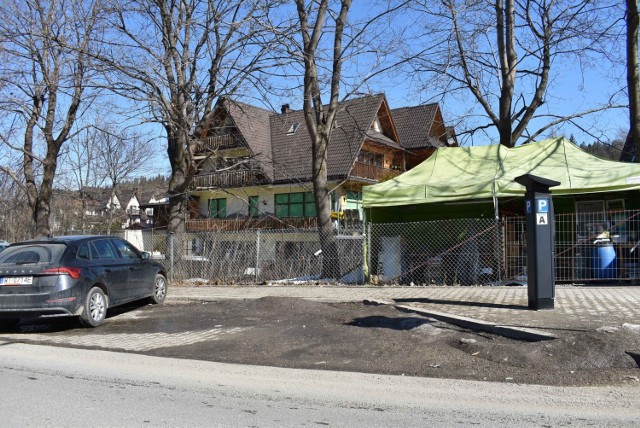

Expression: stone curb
xmin=364 ymin=299 xmax=557 ymax=342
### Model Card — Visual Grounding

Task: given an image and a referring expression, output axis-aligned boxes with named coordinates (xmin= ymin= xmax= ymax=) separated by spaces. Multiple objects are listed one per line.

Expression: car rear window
xmin=0 ymin=243 xmax=67 ymax=266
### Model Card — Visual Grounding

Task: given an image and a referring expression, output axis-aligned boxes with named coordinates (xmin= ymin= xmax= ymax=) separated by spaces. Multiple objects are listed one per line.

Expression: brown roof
xmin=391 ymin=104 xmax=446 ymax=150
xmin=365 ymin=129 xmax=403 ymax=149
xmin=269 ymin=94 xmax=389 ymax=182
xmin=223 ymin=99 xmax=275 ymax=180
xmin=207 ymin=94 xmax=413 ymax=185
xmin=138 ymin=188 xmax=168 ymax=205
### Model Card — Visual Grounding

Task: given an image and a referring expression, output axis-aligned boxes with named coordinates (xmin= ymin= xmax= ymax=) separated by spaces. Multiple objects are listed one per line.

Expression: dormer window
xmin=287 ymin=122 xmax=300 ymax=135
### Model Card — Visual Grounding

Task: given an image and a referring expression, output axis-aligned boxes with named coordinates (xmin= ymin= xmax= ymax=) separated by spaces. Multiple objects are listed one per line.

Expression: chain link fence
xmin=127 ymin=227 xmax=364 ymax=284
xmin=63 ymin=208 xmax=639 ymax=285
xmin=505 ymin=209 xmax=640 ymax=283
xmin=366 ymin=218 xmax=503 ymax=286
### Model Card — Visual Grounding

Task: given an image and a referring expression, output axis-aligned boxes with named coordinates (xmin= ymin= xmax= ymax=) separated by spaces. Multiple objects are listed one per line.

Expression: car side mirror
xmin=141 ymin=251 xmax=150 ymax=260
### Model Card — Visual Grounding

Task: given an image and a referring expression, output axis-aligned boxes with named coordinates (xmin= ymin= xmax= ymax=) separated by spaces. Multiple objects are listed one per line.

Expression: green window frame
xmin=275 ymin=192 xmax=316 ymax=218
xmin=346 ymin=191 xmax=362 ymax=209
xmin=208 ymin=198 xmax=227 ymax=218
xmin=249 ymin=196 xmax=260 ymax=217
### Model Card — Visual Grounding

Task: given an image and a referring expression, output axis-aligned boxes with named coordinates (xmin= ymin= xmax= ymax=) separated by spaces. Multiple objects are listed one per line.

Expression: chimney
xmin=281 ymin=104 xmax=291 ymax=114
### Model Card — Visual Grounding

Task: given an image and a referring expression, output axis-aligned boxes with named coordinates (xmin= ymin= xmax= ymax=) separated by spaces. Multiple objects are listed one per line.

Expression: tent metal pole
xmin=492 ymin=180 xmax=499 ymax=220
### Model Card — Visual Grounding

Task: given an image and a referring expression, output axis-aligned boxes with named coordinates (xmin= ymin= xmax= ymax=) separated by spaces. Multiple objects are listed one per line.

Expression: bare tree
xmin=284 ymin=0 xmax=410 ymax=279
xmin=100 ymin=0 xmax=282 ymax=234
xmin=0 ymin=0 xmax=101 ymax=237
xmin=57 ymin=125 xmax=105 ymax=233
xmin=59 ymin=123 xmax=154 ymax=233
xmin=626 ymin=0 xmax=640 ymax=161
xmin=0 ymin=171 xmax=31 ymax=242
xmin=95 ymin=126 xmax=154 ymax=232
xmin=292 ymin=0 xmax=350 ymax=279
xmin=408 ymin=0 xmax=622 ymax=147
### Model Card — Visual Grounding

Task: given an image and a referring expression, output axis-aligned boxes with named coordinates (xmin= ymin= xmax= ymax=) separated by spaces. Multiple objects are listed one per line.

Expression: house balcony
xmin=186 ymin=216 xmax=320 ymax=232
xmin=350 ymin=162 xmax=403 ymax=182
xmin=195 ymin=134 xmax=243 ymax=152
xmin=191 ymin=169 xmax=267 ymax=189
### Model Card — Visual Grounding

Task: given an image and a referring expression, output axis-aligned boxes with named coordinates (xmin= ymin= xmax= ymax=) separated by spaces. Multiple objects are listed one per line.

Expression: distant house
xmin=50 ymin=187 xmax=117 ymax=233
xmin=138 ymin=190 xmax=170 ymax=229
xmin=115 ymin=188 xmax=173 ymax=230
xmin=48 ymin=185 xmax=170 ymax=233
xmin=187 ymin=94 xmax=456 ymax=232
xmin=94 ymin=187 xmax=148 ymax=230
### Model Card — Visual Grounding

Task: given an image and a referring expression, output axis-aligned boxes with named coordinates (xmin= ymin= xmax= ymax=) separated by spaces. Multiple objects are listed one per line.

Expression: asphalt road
xmin=1 ymin=341 xmax=639 ymax=427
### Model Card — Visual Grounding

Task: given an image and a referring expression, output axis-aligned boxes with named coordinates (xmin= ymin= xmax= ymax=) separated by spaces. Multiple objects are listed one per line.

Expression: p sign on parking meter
xmin=514 ymin=174 xmax=560 ymax=310
xmin=536 ymin=199 xmax=549 ymax=226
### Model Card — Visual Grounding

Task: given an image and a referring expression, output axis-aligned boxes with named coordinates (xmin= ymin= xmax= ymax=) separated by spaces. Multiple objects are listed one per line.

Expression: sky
xmin=141 ymin=1 xmax=632 ymax=177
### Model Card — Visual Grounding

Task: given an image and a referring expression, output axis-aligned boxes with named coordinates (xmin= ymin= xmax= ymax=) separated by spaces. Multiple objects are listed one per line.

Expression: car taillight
xmin=42 ymin=267 xmax=82 ymax=279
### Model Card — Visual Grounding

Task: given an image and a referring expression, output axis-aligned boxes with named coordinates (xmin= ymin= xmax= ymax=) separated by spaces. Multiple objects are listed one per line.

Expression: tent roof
xmin=363 ymin=137 xmax=640 ymax=208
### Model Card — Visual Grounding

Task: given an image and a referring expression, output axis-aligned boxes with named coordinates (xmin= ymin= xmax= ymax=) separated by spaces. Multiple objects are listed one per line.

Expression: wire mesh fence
xmin=367 ymin=218 xmax=503 ymax=286
xmin=67 ymin=208 xmax=639 ymax=285
xmin=128 ymin=227 xmax=364 ymax=284
xmin=505 ymin=209 xmax=640 ymax=283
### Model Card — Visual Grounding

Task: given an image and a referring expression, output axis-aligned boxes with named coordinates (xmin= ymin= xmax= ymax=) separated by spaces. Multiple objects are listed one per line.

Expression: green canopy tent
xmin=363 ymin=137 xmax=640 ymax=221
xmin=361 ymin=137 xmax=640 ymax=285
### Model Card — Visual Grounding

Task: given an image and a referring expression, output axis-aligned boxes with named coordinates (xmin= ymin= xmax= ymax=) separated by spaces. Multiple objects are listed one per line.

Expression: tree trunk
xmin=166 ymin=128 xmax=189 ymax=234
xmin=295 ymin=0 xmax=350 ymax=280
xmin=35 ymin=163 xmax=56 ymax=237
xmin=24 ymin=122 xmax=62 ymax=239
xmin=496 ymin=0 xmax=517 ymax=148
xmin=313 ymin=129 xmax=340 ymax=279
xmin=23 ymin=94 xmax=43 ymax=237
xmin=627 ymin=0 xmax=640 ymax=161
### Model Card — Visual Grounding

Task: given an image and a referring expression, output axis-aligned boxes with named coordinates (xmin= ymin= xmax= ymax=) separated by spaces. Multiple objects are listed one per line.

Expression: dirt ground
xmin=149 ymin=297 xmax=640 ymax=387
xmin=3 ymin=296 xmax=640 ymax=387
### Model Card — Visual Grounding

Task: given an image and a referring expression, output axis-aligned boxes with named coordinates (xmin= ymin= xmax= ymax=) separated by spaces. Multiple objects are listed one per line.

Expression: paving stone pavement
xmin=169 ymin=284 xmax=640 ymax=332
xmin=3 ymin=285 xmax=638 ymax=353
xmin=0 ymin=327 xmax=248 ymax=351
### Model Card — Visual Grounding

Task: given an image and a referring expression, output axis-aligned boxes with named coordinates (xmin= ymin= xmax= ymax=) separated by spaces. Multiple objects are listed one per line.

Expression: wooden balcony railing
xmin=351 ymin=162 xmax=403 ymax=181
xmin=187 ymin=216 xmax=320 ymax=232
xmin=192 ymin=169 xmax=266 ymax=188
xmin=196 ymin=134 xmax=243 ymax=152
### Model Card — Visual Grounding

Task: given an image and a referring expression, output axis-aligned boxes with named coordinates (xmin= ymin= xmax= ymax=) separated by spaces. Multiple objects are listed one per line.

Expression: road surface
xmin=0 ymin=340 xmax=638 ymax=427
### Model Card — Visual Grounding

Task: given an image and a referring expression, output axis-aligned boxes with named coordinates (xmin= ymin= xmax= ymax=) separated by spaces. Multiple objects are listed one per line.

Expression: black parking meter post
xmin=514 ymin=174 xmax=561 ymax=310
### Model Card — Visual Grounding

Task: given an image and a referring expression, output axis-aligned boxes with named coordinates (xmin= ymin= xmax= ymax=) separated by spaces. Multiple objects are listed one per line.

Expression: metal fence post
xmin=255 ymin=230 xmax=261 ymax=283
xmin=366 ymin=222 xmax=371 ymax=284
xmin=169 ymin=232 xmax=174 ymax=284
xmin=497 ymin=219 xmax=503 ymax=284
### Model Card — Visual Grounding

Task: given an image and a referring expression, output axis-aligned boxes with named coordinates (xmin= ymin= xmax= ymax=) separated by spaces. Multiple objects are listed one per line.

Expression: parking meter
xmin=514 ymin=174 xmax=560 ymax=310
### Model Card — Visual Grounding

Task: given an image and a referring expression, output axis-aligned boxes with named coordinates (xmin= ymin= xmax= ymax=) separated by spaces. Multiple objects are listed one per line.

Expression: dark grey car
xmin=0 ymin=235 xmax=167 ymax=327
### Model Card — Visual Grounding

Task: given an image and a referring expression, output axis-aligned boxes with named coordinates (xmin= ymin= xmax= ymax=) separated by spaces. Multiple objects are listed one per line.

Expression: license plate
xmin=0 ymin=276 xmax=33 ymax=286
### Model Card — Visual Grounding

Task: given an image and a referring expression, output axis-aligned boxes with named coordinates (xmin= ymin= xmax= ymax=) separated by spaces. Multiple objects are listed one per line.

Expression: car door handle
xmin=105 ymin=269 xmax=112 ymax=273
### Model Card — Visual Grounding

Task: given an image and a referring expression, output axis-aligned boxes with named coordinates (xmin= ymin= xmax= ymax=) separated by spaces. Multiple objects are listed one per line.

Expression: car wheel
xmin=80 ymin=287 xmax=107 ymax=327
xmin=149 ymin=274 xmax=167 ymax=304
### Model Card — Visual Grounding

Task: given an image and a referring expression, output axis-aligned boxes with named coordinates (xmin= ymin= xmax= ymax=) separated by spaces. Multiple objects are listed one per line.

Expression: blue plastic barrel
xmin=592 ymin=242 xmax=617 ymax=279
